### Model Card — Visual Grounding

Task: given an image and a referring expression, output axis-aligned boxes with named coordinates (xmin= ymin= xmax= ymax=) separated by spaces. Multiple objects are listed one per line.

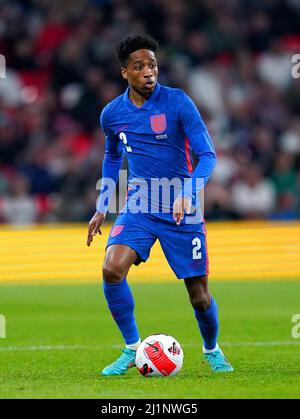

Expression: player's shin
xmin=102 ymin=278 xmax=141 ymax=348
xmin=194 ymin=297 xmax=219 ymax=351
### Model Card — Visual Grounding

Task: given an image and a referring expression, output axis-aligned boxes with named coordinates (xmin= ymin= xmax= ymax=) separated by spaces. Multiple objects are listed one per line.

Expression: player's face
xmin=121 ymin=49 xmax=158 ymax=97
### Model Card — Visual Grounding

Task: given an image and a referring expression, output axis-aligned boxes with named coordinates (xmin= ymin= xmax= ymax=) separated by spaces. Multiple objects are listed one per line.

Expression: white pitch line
xmin=0 ymin=344 xmax=104 ymax=352
xmin=0 ymin=341 xmax=299 ymax=352
xmin=221 ymin=341 xmax=300 ymax=347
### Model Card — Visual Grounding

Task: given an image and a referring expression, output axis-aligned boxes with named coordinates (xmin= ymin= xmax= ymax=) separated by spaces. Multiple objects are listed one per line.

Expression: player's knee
xmin=102 ymin=262 xmax=124 ymax=283
xmin=190 ymin=294 xmax=210 ymax=312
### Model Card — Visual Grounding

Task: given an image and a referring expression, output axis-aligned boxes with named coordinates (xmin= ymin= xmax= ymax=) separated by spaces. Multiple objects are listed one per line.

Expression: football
xmin=135 ymin=334 xmax=184 ymax=377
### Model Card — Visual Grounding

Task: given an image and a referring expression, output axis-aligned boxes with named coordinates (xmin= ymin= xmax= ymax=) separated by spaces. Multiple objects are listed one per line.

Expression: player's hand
xmin=173 ymin=196 xmax=191 ymax=225
xmin=87 ymin=212 xmax=105 ymax=246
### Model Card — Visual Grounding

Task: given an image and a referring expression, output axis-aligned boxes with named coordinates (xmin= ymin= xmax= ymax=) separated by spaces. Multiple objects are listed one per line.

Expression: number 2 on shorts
xmin=192 ymin=237 xmax=202 ymax=260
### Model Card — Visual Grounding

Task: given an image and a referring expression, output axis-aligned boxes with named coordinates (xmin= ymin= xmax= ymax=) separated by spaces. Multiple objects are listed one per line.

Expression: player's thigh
xmin=103 ymin=244 xmax=138 ymax=280
xmin=106 ymin=211 xmax=157 ymax=265
xmin=158 ymin=222 xmax=209 ymax=279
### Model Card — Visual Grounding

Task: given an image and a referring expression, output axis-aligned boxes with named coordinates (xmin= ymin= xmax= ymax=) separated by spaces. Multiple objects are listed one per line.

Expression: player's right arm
xmin=87 ymin=108 xmax=124 ymax=246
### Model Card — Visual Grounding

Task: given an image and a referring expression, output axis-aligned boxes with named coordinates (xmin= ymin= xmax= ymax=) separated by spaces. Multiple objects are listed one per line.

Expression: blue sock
xmin=103 ymin=278 xmax=140 ymax=346
xmin=194 ymin=297 xmax=219 ymax=350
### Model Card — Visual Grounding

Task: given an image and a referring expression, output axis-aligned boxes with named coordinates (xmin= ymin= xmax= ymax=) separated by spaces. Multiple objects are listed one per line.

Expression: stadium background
xmin=1 ymin=0 xmax=300 ymax=399
xmin=0 ymin=0 xmax=300 ymax=225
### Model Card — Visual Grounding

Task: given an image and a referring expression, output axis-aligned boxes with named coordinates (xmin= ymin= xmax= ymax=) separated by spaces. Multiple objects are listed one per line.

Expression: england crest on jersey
xmin=150 ymin=113 xmax=167 ymax=134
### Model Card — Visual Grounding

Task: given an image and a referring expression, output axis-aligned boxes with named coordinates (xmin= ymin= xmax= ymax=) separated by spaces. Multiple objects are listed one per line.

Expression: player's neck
xmin=128 ymin=87 xmax=152 ymax=108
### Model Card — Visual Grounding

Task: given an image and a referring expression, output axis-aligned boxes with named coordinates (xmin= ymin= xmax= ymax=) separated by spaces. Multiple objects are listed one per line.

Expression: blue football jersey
xmin=98 ymin=83 xmax=216 ymax=215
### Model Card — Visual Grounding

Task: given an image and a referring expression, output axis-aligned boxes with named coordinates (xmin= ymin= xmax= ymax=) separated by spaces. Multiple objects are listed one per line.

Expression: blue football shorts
xmin=106 ymin=211 xmax=209 ymax=279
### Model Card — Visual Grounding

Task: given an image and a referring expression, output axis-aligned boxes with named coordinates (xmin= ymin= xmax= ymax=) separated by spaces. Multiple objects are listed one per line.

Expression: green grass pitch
xmin=0 ymin=280 xmax=300 ymax=399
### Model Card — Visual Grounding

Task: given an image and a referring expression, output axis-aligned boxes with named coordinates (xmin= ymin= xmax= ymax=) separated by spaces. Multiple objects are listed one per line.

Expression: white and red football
xmin=135 ymin=334 xmax=184 ymax=377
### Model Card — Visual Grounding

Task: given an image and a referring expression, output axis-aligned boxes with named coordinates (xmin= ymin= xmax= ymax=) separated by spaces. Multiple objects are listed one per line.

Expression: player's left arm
xmin=173 ymin=92 xmax=217 ymax=224
xmin=179 ymin=91 xmax=217 ymax=186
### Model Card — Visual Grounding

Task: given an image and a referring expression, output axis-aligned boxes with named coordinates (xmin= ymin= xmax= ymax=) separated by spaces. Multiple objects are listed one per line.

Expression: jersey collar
xmin=123 ymin=83 xmax=161 ymax=112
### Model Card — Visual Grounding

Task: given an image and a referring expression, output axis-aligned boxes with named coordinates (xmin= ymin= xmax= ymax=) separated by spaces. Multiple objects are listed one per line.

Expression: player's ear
xmin=121 ymin=67 xmax=128 ymax=80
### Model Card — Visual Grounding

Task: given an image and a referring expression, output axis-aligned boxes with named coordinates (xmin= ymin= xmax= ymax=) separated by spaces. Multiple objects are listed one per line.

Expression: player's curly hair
xmin=116 ymin=33 xmax=158 ymax=66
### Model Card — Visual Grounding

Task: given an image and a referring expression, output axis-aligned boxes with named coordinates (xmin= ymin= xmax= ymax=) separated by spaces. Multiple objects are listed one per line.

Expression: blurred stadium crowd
xmin=0 ymin=0 xmax=300 ymax=224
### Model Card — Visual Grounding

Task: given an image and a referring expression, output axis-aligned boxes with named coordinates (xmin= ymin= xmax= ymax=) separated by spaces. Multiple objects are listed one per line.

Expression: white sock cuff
xmin=126 ymin=339 xmax=141 ymax=351
xmin=202 ymin=343 xmax=219 ymax=354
